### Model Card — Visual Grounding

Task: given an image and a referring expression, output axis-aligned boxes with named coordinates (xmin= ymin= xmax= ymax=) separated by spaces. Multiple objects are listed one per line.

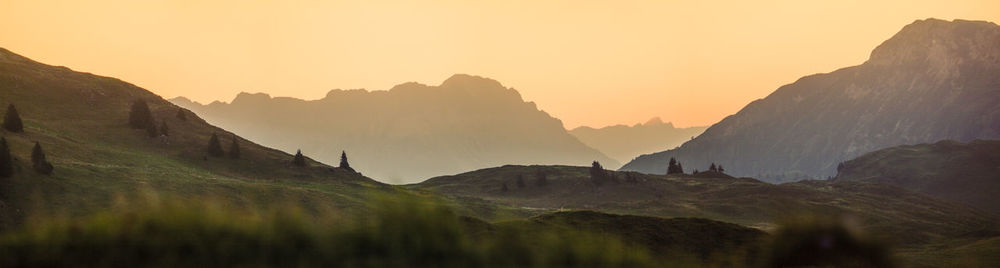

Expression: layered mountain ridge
xmin=172 ymin=75 xmax=617 ymax=183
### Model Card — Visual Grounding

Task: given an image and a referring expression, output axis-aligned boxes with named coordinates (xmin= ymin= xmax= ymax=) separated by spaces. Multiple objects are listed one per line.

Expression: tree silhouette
xmin=709 ymin=163 xmax=718 ymax=172
xmin=31 ymin=142 xmax=53 ymax=175
xmin=516 ymin=175 xmax=526 ymax=189
xmin=228 ymin=135 xmax=241 ymax=159
xmin=590 ymin=161 xmax=607 ymax=185
xmin=160 ymin=121 xmax=169 ymax=136
xmin=0 ymin=138 xmax=12 ymax=178
xmin=667 ymin=157 xmax=685 ymax=174
xmin=175 ymin=108 xmax=187 ymax=121
xmin=146 ymin=118 xmax=159 ymax=138
xmin=292 ymin=150 xmax=307 ymax=167
xmin=339 ymin=151 xmax=354 ymax=172
xmin=206 ymin=133 xmax=225 ymax=157
xmin=718 ymin=165 xmax=725 ymax=173
xmin=129 ymin=100 xmax=153 ymax=129
xmin=3 ymin=104 xmax=24 ymax=133
xmin=534 ymin=170 xmax=548 ymax=187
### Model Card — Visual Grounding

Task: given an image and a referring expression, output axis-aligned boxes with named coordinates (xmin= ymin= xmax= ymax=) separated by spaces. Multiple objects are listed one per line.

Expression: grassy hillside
xmin=834 ymin=139 xmax=1000 ymax=215
xmin=0 ymin=47 xmax=395 ymax=228
xmin=409 ymin=165 xmax=1000 ymax=263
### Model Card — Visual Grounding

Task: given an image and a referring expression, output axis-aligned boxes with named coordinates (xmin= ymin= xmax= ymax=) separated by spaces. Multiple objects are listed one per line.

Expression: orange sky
xmin=2 ymin=1 xmax=998 ymax=128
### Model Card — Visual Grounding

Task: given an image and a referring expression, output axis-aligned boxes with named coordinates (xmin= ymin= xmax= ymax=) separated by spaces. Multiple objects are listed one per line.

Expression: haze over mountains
xmin=622 ymin=19 xmax=1000 ymax=182
xmin=569 ymin=118 xmax=706 ymax=167
xmin=172 ymin=75 xmax=616 ymax=183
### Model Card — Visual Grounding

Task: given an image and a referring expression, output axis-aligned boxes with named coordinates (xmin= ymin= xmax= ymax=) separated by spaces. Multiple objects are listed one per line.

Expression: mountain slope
xmin=569 ymin=117 xmax=706 ymax=167
xmin=833 ymin=139 xmax=1000 ymax=215
xmin=621 ymin=19 xmax=1000 ymax=182
xmin=0 ymin=47 xmax=384 ymax=228
xmin=172 ymin=75 xmax=616 ymax=183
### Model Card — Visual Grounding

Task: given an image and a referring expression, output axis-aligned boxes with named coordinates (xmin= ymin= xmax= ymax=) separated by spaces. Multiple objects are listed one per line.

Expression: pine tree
xmin=667 ymin=157 xmax=684 ymax=174
xmin=176 ymin=108 xmax=187 ymax=121
xmin=292 ymin=150 xmax=306 ymax=167
xmin=206 ymin=133 xmax=225 ymax=157
xmin=160 ymin=121 xmax=169 ymax=136
xmin=718 ymin=165 xmax=725 ymax=173
xmin=146 ymin=118 xmax=159 ymax=137
xmin=709 ymin=163 xmax=718 ymax=172
xmin=590 ymin=161 xmax=607 ymax=185
xmin=534 ymin=170 xmax=548 ymax=187
xmin=339 ymin=151 xmax=354 ymax=172
xmin=516 ymin=175 xmax=526 ymax=189
xmin=31 ymin=142 xmax=53 ymax=175
xmin=0 ymin=138 xmax=12 ymax=178
xmin=129 ymin=100 xmax=153 ymax=129
xmin=228 ymin=135 xmax=241 ymax=159
xmin=3 ymin=104 xmax=24 ymax=133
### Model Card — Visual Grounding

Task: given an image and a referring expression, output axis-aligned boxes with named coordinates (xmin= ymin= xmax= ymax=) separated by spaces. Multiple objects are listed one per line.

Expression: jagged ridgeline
xmin=0 ymin=47 xmax=383 ymax=228
xmin=172 ymin=74 xmax=616 ymax=183
xmin=622 ymin=19 xmax=1000 ymax=183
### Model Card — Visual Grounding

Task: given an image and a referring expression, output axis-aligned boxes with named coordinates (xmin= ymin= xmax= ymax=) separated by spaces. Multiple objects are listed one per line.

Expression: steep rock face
xmin=173 ymin=74 xmax=616 ymax=183
xmin=569 ymin=118 xmax=706 ymax=167
xmin=834 ymin=139 xmax=1000 ymax=215
xmin=621 ymin=19 xmax=1000 ymax=182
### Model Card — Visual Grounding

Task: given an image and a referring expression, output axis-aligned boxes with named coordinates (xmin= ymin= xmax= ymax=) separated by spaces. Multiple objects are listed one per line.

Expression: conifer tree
xmin=339 ymin=150 xmax=354 ymax=172
xmin=292 ymin=150 xmax=307 ymax=167
xmin=31 ymin=142 xmax=53 ymax=175
xmin=3 ymin=104 xmax=24 ymax=133
xmin=0 ymin=138 xmax=12 ymax=178
xmin=709 ymin=163 xmax=718 ymax=172
xmin=590 ymin=161 xmax=607 ymax=185
xmin=146 ymin=118 xmax=159 ymax=137
xmin=176 ymin=108 xmax=187 ymax=121
xmin=228 ymin=135 xmax=241 ymax=159
xmin=516 ymin=175 xmax=526 ymax=189
xmin=667 ymin=157 xmax=684 ymax=174
xmin=160 ymin=121 xmax=169 ymax=136
xmin=718 ymin=165 xmax=725 ymax=173
xmin=129 ymin=100 xmax=153 ymax=129
xmin=206 ymin=133 xmax=225 ymax=157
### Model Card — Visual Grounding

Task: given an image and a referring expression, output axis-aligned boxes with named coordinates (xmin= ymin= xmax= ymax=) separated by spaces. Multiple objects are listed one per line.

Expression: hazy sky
xmin=2 ymin=1 xmax=997 ymax=128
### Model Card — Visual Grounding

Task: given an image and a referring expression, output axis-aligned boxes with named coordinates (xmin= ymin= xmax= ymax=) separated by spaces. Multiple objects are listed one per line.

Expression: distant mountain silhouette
xmin=569 ymin=118 xmax=706 ymax=168
xmin=172 ymin=74 xmax=616 ymax=183
xmin=621 ymin=19 xmax=1000 ymax=182
xmin=834 ymin=139 xmax=1000 ymax=215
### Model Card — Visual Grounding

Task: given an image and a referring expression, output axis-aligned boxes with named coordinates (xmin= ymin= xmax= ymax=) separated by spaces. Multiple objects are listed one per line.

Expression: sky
xmin=2 ymin=0 xmax=998 ymax=128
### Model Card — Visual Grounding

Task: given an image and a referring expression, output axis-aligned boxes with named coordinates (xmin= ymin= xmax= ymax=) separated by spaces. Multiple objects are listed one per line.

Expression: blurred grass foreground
xmin=0 ymin=193 xmax=893 ymax=267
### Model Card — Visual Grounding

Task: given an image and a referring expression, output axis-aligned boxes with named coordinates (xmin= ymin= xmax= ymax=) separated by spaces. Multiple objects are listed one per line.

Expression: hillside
xmin=171 ymin=75 xmax=616 ymax=183
xmin=621 ymin=19 xmax=1000 ymax=182
xmin=0 ymin=47 xmax=386 ymax=228
xmin=409 ymin=165 xmax=999 ymax=255
xmin=569 ymin=117 xmax=706 ymax=168
xmin=834 ymin=139 xmax=1000 ymax=215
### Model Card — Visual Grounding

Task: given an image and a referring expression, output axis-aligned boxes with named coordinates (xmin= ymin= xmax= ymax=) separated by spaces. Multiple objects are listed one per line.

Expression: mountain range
xmin=621 ymin=19 xmax=1000 ymax=182
xmin=569 ymin=118 xmax=706 ymax=168
xmin=172 ymin=75 xmax=616 ymax=183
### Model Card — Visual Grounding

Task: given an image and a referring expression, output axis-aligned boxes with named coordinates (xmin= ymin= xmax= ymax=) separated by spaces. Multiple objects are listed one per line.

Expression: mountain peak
xmin=867 ymin=18 xmax=1000 ymax=67
xmin=440 ymin=74 xmax=506 ymax=90
xmin=231 ymin=92 xmax=272 ymax=105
